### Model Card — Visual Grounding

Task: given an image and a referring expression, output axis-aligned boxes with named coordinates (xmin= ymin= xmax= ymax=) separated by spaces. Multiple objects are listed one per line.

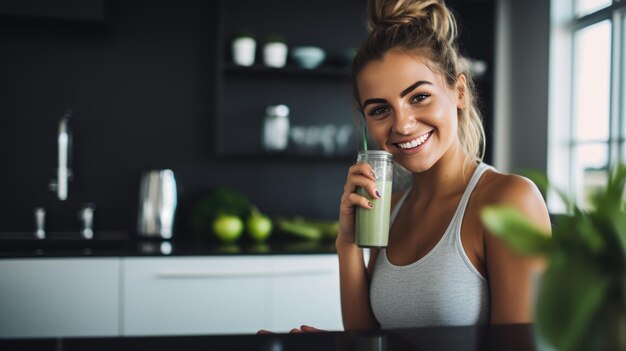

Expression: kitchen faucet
xmin=49 ymin=109 xmax=73 ymax=200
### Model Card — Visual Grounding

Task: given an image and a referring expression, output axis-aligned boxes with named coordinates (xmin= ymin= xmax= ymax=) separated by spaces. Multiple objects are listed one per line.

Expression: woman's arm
xmin=481 ymin=174 xmax=552 ymax=324
xmin=335 ymin=162 xmax=386 ymax=331
xmin=336 ymin=241 xmax=380 ymax=330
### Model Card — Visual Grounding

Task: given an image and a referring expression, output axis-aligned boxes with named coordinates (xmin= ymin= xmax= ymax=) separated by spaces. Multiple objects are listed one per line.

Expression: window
xmin=549 ymin=0 xmax=626 ymax=211
xmin=576 ymin=0 xmax=612 ymax=17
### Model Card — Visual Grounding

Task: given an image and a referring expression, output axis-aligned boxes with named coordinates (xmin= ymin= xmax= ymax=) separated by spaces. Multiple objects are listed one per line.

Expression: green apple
xmin=212 ymin=214 xmax=243 ymax=243
xmin=247 ymin=212 xmax=272 ymax=242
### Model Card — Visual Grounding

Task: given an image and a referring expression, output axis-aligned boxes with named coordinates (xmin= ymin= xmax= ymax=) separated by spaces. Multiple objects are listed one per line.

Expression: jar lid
xmin=357 ymin=150 xmax=393 ymax=161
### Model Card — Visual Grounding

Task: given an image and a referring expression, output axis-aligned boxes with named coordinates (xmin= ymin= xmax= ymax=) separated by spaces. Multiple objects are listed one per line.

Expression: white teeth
xmin=397 ymin=132 xmax=431 ymax=150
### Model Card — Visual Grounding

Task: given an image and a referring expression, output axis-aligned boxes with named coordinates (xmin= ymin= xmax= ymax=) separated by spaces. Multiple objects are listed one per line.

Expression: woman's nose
xmin=392 ymin=106 xmax=417 ymax=135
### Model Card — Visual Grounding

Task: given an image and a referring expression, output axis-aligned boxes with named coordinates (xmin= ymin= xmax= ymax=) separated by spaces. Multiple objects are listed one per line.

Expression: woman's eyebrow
xmin=361 ymin=98 xmax=387 ymax=110
xmin=400 ymin=80 xmax=432 ymax=98
xmin=361 ymin=81 xmax=432 ymax=110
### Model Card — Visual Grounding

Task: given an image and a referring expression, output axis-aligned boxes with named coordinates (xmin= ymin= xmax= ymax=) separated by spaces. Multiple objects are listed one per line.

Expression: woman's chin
xmin=395 ymin=158 xmax=434 ymax=174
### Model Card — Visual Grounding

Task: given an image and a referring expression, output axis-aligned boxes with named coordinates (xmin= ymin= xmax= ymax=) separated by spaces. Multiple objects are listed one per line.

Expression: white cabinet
xmin=0 ymin=258 xmax=120 ymax=338
xmin=0 ymin=254 xmax=342 ymax=338
xmin=268 ymin=255 xmax=342 ymax=332
xmin=122 ymin=255 xmax=342 ymax=336
xmin=122 ymin=256 xmax=269 ymax=336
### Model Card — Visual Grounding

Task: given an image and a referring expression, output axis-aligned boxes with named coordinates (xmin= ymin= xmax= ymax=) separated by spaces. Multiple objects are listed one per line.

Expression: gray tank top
xmin=370 ymin=163 xmax=491 ymax=328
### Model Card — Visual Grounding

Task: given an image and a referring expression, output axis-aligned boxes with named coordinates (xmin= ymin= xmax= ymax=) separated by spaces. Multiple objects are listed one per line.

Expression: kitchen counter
xmin=0 ymin=324 xmax=538 ymax=351
xmin=0 ymin=233 xmax=337 ymax=258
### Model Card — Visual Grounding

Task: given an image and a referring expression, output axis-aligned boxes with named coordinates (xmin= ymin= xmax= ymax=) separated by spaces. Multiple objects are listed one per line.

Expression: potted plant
xmin=481 ymin=165 xmax=626 ymax=351
xmin=232 ymin=32 xmax=256 ymax=66
xmin=263 ymin=34 xmax=287 ymax=68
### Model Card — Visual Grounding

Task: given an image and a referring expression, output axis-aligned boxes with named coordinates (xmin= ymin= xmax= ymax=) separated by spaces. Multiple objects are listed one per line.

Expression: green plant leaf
xmin=573 ymin=212 xmax=606 ymax=255
xmin=587 ymin=209 xmax=626 ymax=269
xmin=619 ymin=210 xmax=626 ymax=257
xmin=513 ymin=165 xmax=626 ymax=351
xmin=481 ymin=206 xmax=552 ymax=255
xmin=588 ymin=166 xmax=626 ymax=259
xmin=607 ymin=165 xmax=626 ymax=198
xmin=536 ymin=257 xmax=610 ymax=351
xmin=623 ymin=277 xmax=626 ymax=315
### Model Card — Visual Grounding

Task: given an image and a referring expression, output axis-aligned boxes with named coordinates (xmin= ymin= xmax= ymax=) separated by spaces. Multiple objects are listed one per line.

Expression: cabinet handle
xmin=156 ymin=268 xmax=334 ymax=279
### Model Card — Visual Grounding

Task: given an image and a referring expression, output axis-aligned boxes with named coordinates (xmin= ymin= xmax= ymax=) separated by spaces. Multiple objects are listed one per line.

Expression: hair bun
xmin=367 ymin=0 xmax=457 ymax=45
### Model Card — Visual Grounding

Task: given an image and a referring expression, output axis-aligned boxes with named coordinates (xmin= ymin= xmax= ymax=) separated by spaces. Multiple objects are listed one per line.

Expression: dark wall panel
xmin=0 ymin=0 xmax=494 ymax=237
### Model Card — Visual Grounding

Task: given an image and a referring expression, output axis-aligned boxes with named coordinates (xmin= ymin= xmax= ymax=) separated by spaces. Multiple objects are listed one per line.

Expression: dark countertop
xmin=0 ymin=324 xmax=538 ymax=351
xmin=0 ymin=232 xmax=337 ymax=258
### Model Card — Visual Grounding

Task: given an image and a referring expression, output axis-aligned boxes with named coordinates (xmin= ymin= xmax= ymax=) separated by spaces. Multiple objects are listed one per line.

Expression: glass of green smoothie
xmin=355 ymin=150 xmax=393 ymax=248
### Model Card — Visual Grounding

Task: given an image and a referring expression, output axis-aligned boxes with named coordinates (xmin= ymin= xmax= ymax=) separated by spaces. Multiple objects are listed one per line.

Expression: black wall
xmin=0 ymin=0 xmax=494 ymax=236
xmin=0 ymin=0 xmax=359 ymax=236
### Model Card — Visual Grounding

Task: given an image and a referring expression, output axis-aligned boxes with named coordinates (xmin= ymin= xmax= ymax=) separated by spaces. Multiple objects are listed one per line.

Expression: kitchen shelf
xmin=223 ymin=63 xmax=350 ymax=79
xmin=215 ymin=0 xmax=366 ymax=159
xmin=215 ymin=0 xmax=495 ymax=161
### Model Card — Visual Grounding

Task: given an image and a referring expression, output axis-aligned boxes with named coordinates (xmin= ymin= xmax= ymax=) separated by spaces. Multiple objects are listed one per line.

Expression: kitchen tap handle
xmin=79 ymin=203 xmax=95 ymax=239
xmin=34 ymin=207 xmax=46 ymax=239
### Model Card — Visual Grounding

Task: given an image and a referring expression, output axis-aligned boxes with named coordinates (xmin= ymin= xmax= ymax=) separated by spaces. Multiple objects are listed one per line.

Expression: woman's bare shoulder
xmin=475 ymin=168 xmax=544 ymax=207
xmin=473 ymin=167 xmax=551 ymax=234
xmin=476 ymin=168 xmax=551 ymax=324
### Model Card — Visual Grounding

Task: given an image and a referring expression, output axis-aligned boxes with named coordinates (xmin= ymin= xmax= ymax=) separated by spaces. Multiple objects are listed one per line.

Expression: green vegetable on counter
xmin=190 ymin=187 xmax=252 ymax=236
xmin=191 ymin=187 xmax=275 ymax=244
xmin=276 ymin=217 xmax=339 ymax=241
xmin=212 ymin=214 xmax=244 ymax=243
xmin=247 ymin=207 xmax=273 ymax=243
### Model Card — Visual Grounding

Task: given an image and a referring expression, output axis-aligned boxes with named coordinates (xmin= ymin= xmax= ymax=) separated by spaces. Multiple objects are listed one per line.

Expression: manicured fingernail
xmin=375 ymin=190 xmax=381 ymax=198
xmin=369 ymin=171 xmax=377 ymax=179
xmin=368 ymin=201 xmax=373 ymax=208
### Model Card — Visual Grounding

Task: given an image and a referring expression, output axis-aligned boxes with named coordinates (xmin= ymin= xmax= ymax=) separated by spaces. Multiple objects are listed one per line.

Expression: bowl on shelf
xmin=291 ymin=46 xmax=326 ymax=69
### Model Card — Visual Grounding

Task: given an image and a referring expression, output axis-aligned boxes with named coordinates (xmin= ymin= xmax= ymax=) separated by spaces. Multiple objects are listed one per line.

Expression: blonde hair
xmin=352 ymin=0 xmax=485 ymax=162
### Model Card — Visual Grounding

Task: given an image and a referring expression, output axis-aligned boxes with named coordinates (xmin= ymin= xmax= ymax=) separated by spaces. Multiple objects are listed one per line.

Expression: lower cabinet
xmin=123 ymin=255 xmax=342 ymax=335
xmin=0 ymin=254 xmax=342 ymax=338
xmin=0 ymin=258 xmax=120 ymax=338
xmin=267 ymin=255 xmax=342 ymax=332
xmin=122 ymin=256 xmax=270 ymax=336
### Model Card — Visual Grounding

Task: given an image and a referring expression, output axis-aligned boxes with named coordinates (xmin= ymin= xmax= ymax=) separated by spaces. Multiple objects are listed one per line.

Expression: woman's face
xmin=356 ymin=49 xmax=464 ymax=173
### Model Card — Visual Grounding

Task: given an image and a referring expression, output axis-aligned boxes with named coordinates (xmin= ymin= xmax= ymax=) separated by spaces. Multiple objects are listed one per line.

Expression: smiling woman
xmin=325 ymin=0 xmax=553 ymax=332
xmin=356 ymin=52 xmax=465 ymax=173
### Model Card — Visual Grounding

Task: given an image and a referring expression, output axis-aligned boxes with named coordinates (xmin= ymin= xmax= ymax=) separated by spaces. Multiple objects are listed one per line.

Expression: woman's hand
xmin=338 ymin=162 xmax=380 ymax=244
xmin=256 ymin=325 xmax=325 ymax=334
xmin=335 ymin=163 xmax=384 ymax=331
xmin=288 ymin=325 xmax=325 ymax=333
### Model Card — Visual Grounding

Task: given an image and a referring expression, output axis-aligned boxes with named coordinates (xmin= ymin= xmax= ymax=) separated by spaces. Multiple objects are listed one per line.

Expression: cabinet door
xmin=122 ymin=256 xmax=269 ymax=336
xmin=0 ymin=258 xmax=120 ymax=338
xmin=268 ymin=255 xmax=342 ymax=332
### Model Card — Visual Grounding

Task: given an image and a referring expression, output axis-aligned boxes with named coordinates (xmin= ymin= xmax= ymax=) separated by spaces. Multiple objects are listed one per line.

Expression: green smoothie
xmin=356 ymin=179 xmax=393 ymax=247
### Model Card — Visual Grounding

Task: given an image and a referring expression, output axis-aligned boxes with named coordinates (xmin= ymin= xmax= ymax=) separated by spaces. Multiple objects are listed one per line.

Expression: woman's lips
xmin=394 ymin=131 xmax=434 ymax=151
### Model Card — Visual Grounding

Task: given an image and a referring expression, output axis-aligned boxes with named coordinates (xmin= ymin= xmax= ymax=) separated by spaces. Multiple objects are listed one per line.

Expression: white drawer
xmin=122 ymin=256 xmax=269 ymax=336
